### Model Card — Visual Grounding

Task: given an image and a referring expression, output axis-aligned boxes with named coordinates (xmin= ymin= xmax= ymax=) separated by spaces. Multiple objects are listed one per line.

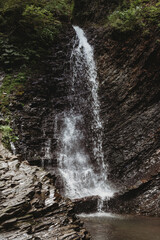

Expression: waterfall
xmin=10 ymin=142 xmax=16 ymax=155
xmin=57 ymin=26 xmax=114 ymax=204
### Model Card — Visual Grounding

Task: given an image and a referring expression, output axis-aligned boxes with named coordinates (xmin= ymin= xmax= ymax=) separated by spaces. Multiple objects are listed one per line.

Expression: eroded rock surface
xmin=0 ymin=144 xmax=91 ymax=240
xmin=73 ymin=196 xmax=100 ymax=214
xmin=86 ymin=27 xmax=160 ymax=216
xmin=105 ymin=173 xmax=160 ymax=216
xmin=11 ymin=27 xmax=74 ymax=169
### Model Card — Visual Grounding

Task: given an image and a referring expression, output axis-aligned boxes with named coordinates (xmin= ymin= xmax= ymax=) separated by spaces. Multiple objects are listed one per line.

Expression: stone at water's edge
xmin=104 ymin=175 xmax=160 ymax=216
xmin=73 ymin=196 xmax=100 ymax=214
xmin=0 ymin=145 xmax=91 ymax=239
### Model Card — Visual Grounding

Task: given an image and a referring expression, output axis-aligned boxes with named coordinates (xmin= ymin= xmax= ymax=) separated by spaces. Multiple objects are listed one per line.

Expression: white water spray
xmin=10 ymin=142 xmax=16 ymax=155
xmin=58 ymin=26 xmax=114 ymax=204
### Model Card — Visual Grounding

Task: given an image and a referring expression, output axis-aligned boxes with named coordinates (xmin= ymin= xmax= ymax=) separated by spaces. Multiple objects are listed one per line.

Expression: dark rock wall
xmin=73 ymin=0 xmax=121 ymax=25
xmin=12 ymin=25 xmax=96 ymax=185
xmin=107 ymin=173 xmax=160 ymax=216
xmin=12 ymin=27 xmax=74 ymax=169
xmin=86 ymin=27 xmax=160 ymax=216
xmin=93 ymin=28 xmax=160 ymax=186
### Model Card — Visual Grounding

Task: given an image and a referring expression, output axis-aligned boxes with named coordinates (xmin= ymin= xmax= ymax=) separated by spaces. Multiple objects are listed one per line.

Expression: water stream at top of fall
xmin=57 ymin=26 xmax=115 ymax=204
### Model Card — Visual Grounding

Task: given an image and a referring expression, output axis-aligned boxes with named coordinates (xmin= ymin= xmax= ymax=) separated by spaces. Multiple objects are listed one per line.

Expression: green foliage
xmin=0 ymin=0 xmax=73 ymax=71
xmin=22 ymin=5 xmax=61 ymax=41
xmin=44 ymin=0 xmax=73 ymax=16
xmin=144 ymin=3 xmax=160 ymax=24
xmin=0 ymin=72 xmax=27 ymax=113
xmin=107 ymin=0 xmax=160 ymax=32
xmin=0 ymin=125 xmax=18 ymax=150
xmin=108 ymin=6 xmax=143 ymax=32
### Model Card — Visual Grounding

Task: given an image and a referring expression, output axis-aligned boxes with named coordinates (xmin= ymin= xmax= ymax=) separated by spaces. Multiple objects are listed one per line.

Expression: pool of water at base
xmin=79 ymin=213 xmax=160 ymax=240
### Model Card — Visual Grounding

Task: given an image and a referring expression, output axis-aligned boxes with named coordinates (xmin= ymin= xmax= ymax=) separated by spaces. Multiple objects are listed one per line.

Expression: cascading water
xmin=57 ymin=26 xmax=114 ymax=206
xmin=11 ymin=142 xmax=16 ymax=155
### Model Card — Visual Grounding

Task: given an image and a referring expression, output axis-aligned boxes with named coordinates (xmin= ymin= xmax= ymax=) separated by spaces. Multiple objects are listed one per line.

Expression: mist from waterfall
xmin=57 ymin=26 xmax=114 ymax=201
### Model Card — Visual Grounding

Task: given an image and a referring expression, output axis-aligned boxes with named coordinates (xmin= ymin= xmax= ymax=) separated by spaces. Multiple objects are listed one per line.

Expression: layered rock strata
xmin=11 ymin=27 xmax=74 ymax=169
xmin=0 ymin=142 xmax=91 ymax=240
xmin=86 ymin=27 xmax=160 ymax=216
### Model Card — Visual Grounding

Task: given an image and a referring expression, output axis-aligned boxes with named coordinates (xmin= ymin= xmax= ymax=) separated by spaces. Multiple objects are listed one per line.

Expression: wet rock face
xmin=106 ymin=173 xmax=160 ymax=216
xmin=11 ymin=25 xmax=99 ymax=191
xmin=11 ymin=27 xmax=75 ymax=170
xmin=73 ymin=196 xmax=100 ymax=214
xmin=0 ymin=147 xmax=91 ymax=239
xmin=86 ymin=27 xmax=160 ymax=215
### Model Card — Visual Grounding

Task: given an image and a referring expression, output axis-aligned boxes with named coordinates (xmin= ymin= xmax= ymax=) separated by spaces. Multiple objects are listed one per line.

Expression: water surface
xmin=80 ymin=213 xmax=160 ymax=240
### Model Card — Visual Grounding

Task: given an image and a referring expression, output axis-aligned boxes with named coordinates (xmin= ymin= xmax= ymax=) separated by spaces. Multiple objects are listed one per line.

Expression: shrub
xmin=108 ymin=6 xmax=144 ymax=32
xmin=44 ymin=0 xmax=73 ymax=17
xmin=22 ymin=5 xmax=61 ymax=41
xmin=144 ymin=3 xmax=160 ymax=24
xmin=108 ymin=0 xmax=160 ymax=32
xmin=0 ymin=0 xmax=73 ymax=71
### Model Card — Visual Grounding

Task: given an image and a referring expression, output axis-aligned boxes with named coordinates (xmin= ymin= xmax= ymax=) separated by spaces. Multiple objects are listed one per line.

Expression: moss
xmin=0 ymin=124 xmax=19 ymax=150
xmin=0 ymin=72 xmax=28 ymax=114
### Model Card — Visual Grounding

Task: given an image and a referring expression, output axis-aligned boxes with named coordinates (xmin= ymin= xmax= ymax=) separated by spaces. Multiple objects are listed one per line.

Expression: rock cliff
xmin=0 ymin=139 xmax=91 ymax=239
xmin=11 ymin=27 xmax=74 ymax=170
xmin=85 ymin=25 xmax=160 ymax=216
xmin=2 ymin=1 xmax=160 ymax=217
